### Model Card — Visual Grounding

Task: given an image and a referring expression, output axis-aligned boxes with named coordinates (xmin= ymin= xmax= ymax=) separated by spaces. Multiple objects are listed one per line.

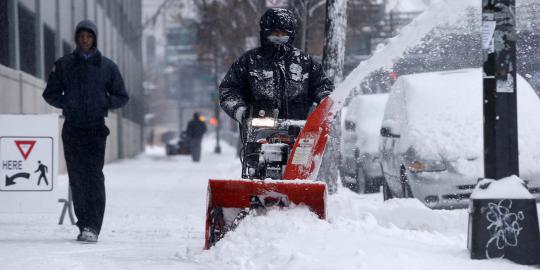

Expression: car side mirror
xmin=380 ymin=127 xmax=400 ymax=138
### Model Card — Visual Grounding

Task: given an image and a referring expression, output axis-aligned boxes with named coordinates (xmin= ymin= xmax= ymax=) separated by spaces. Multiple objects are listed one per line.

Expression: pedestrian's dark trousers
xmin=62 ymin=123 xmax=109 ymax=234
xmin=191 ymin=138 xmax=202 ymax=162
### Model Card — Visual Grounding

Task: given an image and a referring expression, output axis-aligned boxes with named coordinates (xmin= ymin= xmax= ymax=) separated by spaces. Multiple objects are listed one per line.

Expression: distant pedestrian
xmin=186 ymin=113 xmax=207 ymax=162
xmin=35 ymin=161 xmax=48 ymax=186
xmin=43 ymin=20 xmax=129 ymax=243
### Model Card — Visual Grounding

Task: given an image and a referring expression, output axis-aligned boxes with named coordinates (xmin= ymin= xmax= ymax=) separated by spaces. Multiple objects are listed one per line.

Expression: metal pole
xmin=470 ymin=1 xmax=540 ymax=265
xmin=213 ymin=43 xmax=221 ymax=154
xmin=214 ymin=100 xmax=221 ymax=154
xmin=212 ymin=30 xmax=221 ymax=154
xmin=482 ymin=0 xmax=518 ymax=179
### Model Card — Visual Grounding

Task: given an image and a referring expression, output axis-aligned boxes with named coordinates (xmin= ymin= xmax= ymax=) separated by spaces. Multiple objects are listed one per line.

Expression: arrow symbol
xmin=5 ymin=172 xmax=30 ymax=186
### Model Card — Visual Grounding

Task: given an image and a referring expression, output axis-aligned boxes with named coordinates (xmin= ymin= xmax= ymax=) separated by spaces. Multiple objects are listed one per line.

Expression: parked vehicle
xmin=165 ymin=131 xmax=191 ymax=156
xmin=341 ymin=94 xmax=388 ymax=193
xmin=380 ymin=68 xmax=540 ymax=209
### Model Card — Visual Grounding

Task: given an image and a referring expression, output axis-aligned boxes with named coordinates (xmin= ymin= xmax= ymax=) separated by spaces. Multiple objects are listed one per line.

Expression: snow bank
xmin=471 ymin=176 xmax=535 ymax=200
xmin=192 ymin=189 xmax=528 ymax=270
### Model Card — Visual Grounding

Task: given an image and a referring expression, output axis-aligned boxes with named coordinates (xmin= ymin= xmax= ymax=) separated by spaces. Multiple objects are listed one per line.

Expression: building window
xmin=0 ymin=0 xmax=9 ymax=67
xmin=44 ymin=25 xmax=56 ymax=80
xmin=18 ymin=3 xmax=37 ymax=76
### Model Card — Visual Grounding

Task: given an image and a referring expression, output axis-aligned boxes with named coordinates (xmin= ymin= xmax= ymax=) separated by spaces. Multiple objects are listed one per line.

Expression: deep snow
xmin=0 ymin=137 xmax=536 ymax=270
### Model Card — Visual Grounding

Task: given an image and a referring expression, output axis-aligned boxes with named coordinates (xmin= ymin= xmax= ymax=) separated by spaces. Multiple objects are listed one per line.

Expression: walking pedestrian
xmin=186 ymin=113 xmax=207 ymax=162
xmin=43 ymin=20 xmax=129 ymax=242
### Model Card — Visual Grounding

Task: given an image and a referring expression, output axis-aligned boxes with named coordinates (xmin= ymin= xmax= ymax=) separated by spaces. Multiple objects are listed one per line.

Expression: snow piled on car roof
xmin=392 ymin=68 xmax=540 ymax=176
xmin=346 ymin=93 xmax=389 ymax=153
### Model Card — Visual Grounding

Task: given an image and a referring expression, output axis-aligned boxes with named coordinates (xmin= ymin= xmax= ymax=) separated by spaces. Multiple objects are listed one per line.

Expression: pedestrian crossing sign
xmin=0 ymin=137 xmax=54 ymax=191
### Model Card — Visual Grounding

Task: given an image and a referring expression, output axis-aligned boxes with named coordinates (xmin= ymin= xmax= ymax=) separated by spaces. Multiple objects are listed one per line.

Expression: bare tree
xmin=323 ymin=0 xmax=347 ymax=83
xmin=317 ymin=0 xmax=348 ymax=194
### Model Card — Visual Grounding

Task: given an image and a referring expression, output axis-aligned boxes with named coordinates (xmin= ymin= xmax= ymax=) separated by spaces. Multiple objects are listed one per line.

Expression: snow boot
xmin=79 ymin=227 xmax=98 ymax=243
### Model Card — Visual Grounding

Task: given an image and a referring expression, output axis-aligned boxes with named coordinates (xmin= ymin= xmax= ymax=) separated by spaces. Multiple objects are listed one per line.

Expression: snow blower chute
xmin=204 ymin=97 xmax=335 ymax=249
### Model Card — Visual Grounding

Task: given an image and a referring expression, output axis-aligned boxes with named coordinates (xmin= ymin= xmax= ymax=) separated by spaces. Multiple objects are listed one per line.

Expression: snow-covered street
xmin=0 ymin=137 xmax=534 ymax=270
xmin=2 ymin=0 xmax=540 ymax=268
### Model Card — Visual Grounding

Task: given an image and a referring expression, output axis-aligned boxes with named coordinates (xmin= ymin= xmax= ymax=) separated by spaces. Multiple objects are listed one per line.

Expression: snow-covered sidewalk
xmin=0 ymin=137 xmax=534 ymax=269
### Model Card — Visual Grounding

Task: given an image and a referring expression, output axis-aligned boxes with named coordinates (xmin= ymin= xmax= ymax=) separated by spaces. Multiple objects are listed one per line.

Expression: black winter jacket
xmin=43 ymin=20 xmax=129 ymax=127
xmin=186 ymin=119 xmax=207 ymax=139
xmin=219 ymin=9 xmax=333 ymax=121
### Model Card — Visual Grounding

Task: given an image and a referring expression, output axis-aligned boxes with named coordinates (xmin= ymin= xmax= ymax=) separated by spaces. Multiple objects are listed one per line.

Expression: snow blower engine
xmin=240 ymin=109 xmax=304 ymax=180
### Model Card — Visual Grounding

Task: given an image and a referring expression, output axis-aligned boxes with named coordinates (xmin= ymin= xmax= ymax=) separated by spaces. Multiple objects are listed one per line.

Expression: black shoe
xmin=79 ymin=227 xmax=98 ymax=242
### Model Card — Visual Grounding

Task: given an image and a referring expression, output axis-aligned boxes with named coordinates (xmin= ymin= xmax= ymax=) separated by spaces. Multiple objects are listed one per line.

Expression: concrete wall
xmin=0 ymin=64 xmax=143 ymax=173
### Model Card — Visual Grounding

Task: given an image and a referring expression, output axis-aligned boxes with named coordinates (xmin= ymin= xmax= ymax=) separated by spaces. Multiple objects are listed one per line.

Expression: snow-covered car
xmin=341 ymin=93 xmax=388 ymax=193
xmin=379 ymin=68 xmax=540 ymax=209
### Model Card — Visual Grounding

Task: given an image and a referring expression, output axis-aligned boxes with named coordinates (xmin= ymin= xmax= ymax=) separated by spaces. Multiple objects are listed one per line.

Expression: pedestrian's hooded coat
xmin=43 ymin=20 xmax=129 ymax=127
xmin=219 ymin=8 xmax=334 ymax=120
xmin=186 ymin=114 xmax=207 ymax=139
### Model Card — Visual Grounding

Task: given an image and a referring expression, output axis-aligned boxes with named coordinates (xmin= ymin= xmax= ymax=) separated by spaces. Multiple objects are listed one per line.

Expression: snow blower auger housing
xmin=205 ymin=97 xmax=334 ymax=249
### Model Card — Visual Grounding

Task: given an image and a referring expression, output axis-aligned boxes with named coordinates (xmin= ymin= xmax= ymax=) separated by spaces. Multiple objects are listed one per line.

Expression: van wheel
xmin=382 ymin=179 xmax=394 ymax=201
xmin=400 ymin=165 xmax=414 ymax=198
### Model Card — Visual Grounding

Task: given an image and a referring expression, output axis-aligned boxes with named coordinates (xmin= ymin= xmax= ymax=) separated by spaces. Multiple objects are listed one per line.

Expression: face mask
xmin=268 ymin=35 xmax=290 ymax=45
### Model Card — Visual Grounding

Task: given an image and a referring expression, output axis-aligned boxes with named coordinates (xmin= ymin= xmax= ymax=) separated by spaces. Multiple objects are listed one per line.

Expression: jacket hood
xmin=75 ymin=20 xmax=98 ymax=49
xmin=259 ymin=8 xmax=297 ymax=48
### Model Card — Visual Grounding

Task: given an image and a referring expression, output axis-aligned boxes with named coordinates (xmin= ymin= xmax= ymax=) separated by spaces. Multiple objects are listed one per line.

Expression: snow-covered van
xmin=341 ymin=93 xmax=388 ymax=193
xmin=379 ymin=68 xmax=540 ymax=209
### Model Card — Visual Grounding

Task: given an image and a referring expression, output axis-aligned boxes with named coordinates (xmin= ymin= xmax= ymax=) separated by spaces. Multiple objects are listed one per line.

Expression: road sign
xmin=0 ymin=114 xmax=60 ymax=213
xmin=266 ymin=0 xmax=289 ymax=8
xmin=1 ymin=137 xmax=54 ymax=191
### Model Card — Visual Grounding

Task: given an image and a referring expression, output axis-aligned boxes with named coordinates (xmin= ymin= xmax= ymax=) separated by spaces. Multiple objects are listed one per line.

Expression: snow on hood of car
xmin=392 ymin=68 xmax=540 ymax=177
xmin=471 ymin=175 xmax=534 ymax=199
xmin=345 ymin=93 xmax=389 ymax=153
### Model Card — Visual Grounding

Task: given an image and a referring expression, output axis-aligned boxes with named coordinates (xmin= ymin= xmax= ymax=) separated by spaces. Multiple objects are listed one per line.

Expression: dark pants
xmin=190 ymin=138 xmax=202 ymax=162
xmin=62 ymin=123 xmax=109 ymax=234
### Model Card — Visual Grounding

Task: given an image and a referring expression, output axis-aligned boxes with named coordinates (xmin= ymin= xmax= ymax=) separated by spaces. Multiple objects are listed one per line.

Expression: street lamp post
xmin=212 ymin=32 xmax=221 ymax=154
xmin=214 ymin=98 xmax=221 ymax=154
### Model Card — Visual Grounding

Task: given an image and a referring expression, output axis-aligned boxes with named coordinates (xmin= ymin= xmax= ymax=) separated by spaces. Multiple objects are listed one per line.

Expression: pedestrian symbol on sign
xmin=35 ymin=161 xmax=49 ymax=186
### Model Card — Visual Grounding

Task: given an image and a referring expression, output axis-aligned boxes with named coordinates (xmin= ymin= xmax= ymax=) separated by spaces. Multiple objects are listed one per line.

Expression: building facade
xmin=0 ymin=0 xmax=144 ymax=170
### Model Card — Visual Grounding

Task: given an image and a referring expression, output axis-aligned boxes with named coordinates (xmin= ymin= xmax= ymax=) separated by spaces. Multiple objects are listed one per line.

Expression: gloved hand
xmin=235 ymin=106 xmax=247 ymax=122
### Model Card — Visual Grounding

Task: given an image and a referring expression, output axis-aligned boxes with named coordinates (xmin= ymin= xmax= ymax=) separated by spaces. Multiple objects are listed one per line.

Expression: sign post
xmin=468 ymin=0 xmax=540 ymax=265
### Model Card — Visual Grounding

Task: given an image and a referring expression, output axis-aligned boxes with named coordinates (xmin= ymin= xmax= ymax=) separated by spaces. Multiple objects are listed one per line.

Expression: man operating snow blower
xmin=204 ymin=8 xmax=334 ymax=249
xmin=220 ymin=8 xmax=333 ymax=123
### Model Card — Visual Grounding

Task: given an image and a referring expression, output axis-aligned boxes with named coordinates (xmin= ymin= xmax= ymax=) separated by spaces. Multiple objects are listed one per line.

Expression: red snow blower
xmin=204 ymin=97 xmax=334 ymax=249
